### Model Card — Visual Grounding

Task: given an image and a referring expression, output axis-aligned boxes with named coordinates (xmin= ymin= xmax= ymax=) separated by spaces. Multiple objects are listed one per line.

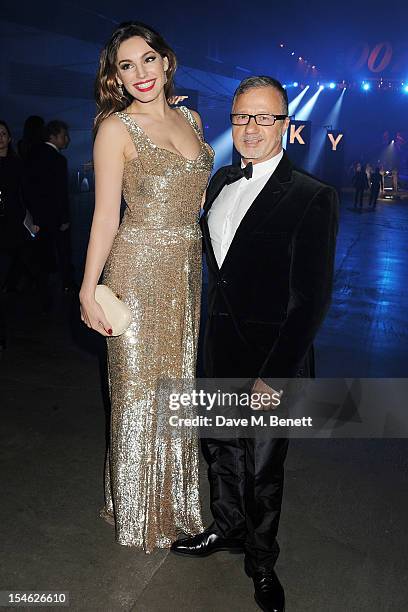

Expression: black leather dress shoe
xmin=170 ymin=530 xmax=244 ymax=557
xmin=245 ymin=561 xmax=285 ymax=612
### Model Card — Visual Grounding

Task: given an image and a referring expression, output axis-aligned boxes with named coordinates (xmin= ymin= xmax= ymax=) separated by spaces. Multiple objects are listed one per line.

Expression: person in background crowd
xmin=23 ymin=120 xmax=74 ymax=310
xmin=352 ymin=162 xmax=369 ymax=209
xmin=365 ymin=162 xmax=373 ymax=187
xmin=17 ymin=115 xmax=45 ymax=163
xmin=6 ymin=115 xmax=44 ymax=294
xmin=378 ymin=164 xmax=385 ymax=196
xmin=0 ymin=120 xmax=38 ymax=350
xmin=391 ymin=168 xmax=398 ymax=193
xmin=369 ymin=167 xmax=382 ymax=209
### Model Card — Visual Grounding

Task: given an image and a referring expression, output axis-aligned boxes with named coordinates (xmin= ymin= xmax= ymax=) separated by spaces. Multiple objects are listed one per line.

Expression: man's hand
xmin=251 ymin=377 xmax=283 ymax=411
xmin=60 ymin=222 xmax=70 ymax=232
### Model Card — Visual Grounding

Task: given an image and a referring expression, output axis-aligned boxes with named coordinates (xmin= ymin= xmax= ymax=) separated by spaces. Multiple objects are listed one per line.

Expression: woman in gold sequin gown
xmin=79 ymin=22 xmax=213 ymax=552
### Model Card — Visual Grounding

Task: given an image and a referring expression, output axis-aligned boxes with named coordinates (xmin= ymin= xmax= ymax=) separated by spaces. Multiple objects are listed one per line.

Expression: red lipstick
xmin=133 ymin=79 xmax=156 ymax=93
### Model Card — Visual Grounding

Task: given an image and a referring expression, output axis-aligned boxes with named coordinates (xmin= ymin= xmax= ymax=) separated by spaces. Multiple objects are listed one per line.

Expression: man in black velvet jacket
xmin=171 ymin=76 xmax=339 ymax=612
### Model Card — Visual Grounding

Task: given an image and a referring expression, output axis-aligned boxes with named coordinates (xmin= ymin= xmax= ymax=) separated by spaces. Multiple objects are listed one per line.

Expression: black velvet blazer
xmin=200 ymin=152 xmax=339 ymax=379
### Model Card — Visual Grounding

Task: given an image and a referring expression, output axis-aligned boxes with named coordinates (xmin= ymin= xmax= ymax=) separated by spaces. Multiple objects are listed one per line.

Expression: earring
xmin=163 ymin=71 xmax=168 ymax=85
xmin=118 ymin=82 xmax=124 ymax=96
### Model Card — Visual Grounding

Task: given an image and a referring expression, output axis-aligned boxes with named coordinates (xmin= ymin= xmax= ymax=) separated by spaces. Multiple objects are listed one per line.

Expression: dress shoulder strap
xmin=113 ymin=111 xmax=145 ymax=154
xmin=177 ymin=106 xmax=204 ymax=143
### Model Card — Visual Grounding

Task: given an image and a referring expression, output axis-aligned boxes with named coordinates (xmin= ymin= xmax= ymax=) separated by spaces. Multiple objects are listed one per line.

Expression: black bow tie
xmin=225 ymin=162 xmax=253 ymax=184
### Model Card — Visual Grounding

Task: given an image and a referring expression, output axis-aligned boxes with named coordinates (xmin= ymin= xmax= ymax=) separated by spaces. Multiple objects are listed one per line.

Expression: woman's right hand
xmin=79 ymin=290 xmax=112 ymax=336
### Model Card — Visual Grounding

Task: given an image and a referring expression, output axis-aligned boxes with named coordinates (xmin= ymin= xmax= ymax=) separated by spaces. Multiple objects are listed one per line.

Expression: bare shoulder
xmin=94 ymin=113 xmax=136 ymax=159
xmin=95 ymin=113 xmax=127 ymax=140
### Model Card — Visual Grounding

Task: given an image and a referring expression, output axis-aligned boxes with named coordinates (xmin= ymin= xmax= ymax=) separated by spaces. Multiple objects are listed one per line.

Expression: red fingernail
xmin=108 ymin=329 xmax=112 ymax=335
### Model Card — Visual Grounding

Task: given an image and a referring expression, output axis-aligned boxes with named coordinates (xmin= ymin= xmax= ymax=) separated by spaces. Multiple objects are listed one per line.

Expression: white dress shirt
xmin=208 ymin=150 xmax=284 ymax=267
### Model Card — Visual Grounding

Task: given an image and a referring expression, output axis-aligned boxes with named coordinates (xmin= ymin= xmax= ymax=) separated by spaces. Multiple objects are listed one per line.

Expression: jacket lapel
xmin=201 ymin=152 xmax=293 ymax=274
xmin=203 ymin=167 xmax=230 ymax=215
xmin=201 ymin=167 xmax=230 ymax=273
xmin=220 ymin=152 xmax=293 ymax=272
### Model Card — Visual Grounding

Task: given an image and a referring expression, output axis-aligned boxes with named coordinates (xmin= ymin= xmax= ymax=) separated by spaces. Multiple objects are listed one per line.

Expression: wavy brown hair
xmin=94 ymin=21 xmax=177 ymax=136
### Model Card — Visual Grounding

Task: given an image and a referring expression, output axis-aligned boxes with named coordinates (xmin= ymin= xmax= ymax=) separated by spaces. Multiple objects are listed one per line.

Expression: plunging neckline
xmin=121 ymin=108 xmax=205 ymax=163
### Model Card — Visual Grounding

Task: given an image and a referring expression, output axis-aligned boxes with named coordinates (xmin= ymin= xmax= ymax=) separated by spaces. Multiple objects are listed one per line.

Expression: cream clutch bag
xmin=95 ymin=284 xmax=132 ymax=336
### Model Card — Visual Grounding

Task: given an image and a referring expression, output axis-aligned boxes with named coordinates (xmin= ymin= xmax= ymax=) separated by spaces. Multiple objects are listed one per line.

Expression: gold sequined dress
xmin=100 ymin=106 xmax=214 ymax=552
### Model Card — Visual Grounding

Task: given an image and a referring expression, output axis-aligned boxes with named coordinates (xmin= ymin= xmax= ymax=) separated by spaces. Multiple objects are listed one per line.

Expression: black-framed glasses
xmin=230 ymin=113 xmax=288 ymax=126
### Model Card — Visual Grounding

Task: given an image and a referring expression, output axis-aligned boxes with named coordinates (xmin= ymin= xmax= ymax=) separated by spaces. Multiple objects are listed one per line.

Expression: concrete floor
xmin=1 ymin=194 xmax=408 ymax=611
